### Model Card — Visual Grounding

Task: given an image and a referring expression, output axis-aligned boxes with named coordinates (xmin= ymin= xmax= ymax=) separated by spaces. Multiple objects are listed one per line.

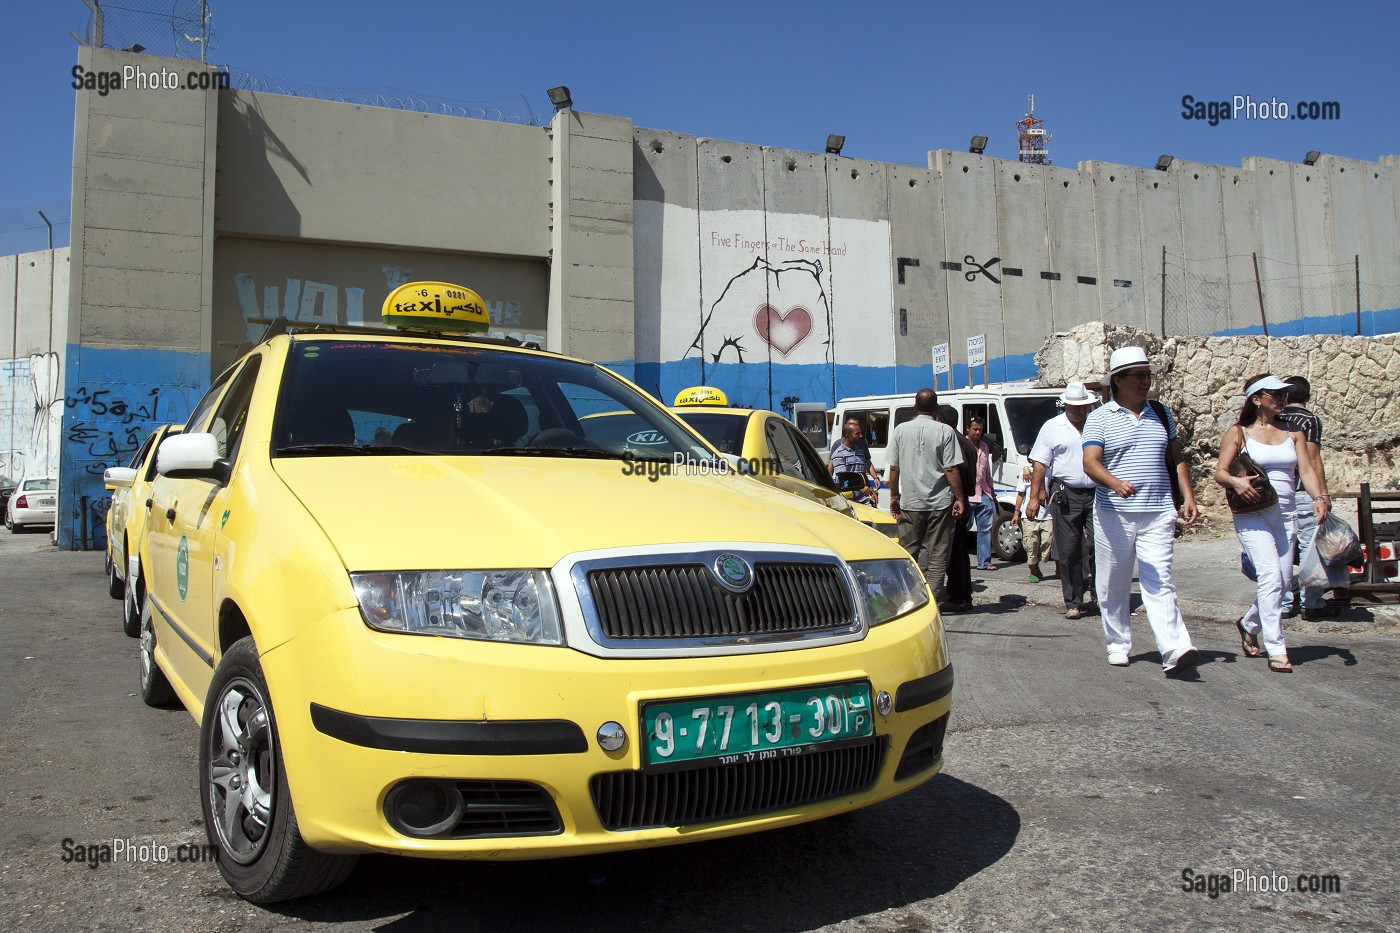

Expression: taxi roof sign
xmin=673 ymin=386 xmax=728 ymax=407
xmin=383 ymin=282 xmax=490 ymax=334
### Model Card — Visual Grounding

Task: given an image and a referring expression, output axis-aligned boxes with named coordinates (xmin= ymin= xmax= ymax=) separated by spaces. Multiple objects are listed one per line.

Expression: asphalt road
xmin=1 ymin=530 xmax=1397 ymax=932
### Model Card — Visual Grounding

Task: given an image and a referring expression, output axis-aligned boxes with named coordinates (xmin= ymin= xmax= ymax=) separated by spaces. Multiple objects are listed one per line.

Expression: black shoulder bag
xmin=1147 ymin=399 xmax=1185 ymax=510
xmin=1225 ymin=424 xmax=1278 ymax=515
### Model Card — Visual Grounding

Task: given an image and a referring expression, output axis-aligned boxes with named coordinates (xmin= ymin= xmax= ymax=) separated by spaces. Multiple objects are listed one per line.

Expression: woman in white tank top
xmin=1214 ymin=374 xmax=1330 ymax=672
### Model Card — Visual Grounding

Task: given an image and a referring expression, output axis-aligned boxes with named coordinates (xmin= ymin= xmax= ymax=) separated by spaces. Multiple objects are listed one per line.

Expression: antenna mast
xmin=1017 ymin=94 xmax=1051 ymax=165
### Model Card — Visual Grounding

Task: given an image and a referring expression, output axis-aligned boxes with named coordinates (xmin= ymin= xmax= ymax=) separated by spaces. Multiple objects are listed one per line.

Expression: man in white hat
xmin=1081 ymin=347 xmax=1201 ymax=676
xmin=1028 ymin=381 xmax=1100 ymax=619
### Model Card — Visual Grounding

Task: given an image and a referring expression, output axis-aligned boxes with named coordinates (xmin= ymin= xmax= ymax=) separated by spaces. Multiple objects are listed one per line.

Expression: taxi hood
xmin=273 ymin=456 xmax=896 ymax=570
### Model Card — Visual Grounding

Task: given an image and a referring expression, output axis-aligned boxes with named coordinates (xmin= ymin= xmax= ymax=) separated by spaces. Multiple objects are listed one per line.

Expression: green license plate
xmin=642 ymin=681 xmax=873 ymax=771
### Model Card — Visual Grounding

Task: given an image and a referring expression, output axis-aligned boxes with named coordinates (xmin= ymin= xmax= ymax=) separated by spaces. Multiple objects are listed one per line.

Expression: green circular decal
xmin=176 ymin=534 xmax=190 ymax=601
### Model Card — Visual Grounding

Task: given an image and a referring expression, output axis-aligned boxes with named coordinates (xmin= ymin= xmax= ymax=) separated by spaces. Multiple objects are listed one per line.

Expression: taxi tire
xmin=122 ymin=562 xmax=143 ymax=638
xmin=138 ymin=599 xmax=178 ymax=708
xmin=200 ymin=637 xmax=358 ymax=903
xmin=108 ymin=548 xmax=125 ymax=599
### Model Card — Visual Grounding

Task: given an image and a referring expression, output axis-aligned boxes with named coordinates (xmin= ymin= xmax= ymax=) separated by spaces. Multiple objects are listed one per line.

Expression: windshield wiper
xmin=478 ymin=445 xmax=630 ymax=461
xmin=276 ymin=443 xmax=420 ymax=456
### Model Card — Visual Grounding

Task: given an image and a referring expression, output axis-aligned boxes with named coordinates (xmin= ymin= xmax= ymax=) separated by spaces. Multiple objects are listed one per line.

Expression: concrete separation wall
xmin=1037 ymin=322 xmax=1400 ymax=518
xmin=1 ymin=249 xmax=68 ymax=484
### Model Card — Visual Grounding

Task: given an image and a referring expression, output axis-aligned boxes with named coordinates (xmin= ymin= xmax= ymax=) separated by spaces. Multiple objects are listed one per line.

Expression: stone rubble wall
xmin=1036 ymin=323 xmax=1400 ymax=520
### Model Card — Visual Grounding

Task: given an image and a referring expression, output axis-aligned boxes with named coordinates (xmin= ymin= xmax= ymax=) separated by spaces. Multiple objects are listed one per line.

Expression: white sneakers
xmin=1107 ymin=651 xmax=1129 ymax=667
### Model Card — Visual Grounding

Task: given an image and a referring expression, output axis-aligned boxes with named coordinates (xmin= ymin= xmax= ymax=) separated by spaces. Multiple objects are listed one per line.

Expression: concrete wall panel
xmin=1137 ymin=167 xmax=1184 ymax=339
xmin=888 ymin=165 xmax=947 ymax=392
xmin=1044 ymin=164 xmax=1099 ymax=331
xmin=1291 ymin=164 xmax=1333 ymax=327
xmin=1220 ymin=166 xmax=1263 ymax=332
xmin=1085 ymin=162 xmax=1148 ymax=331
xmin=1362 ymin=161 xmax=1400 ymax=313
xmin=993 ymin=161 xmax=1052 ymax=365
xmin=2 ymin=249 xmax=69 ymax=485
xmin=1173 ymin=160 xmax=1231 ymax=335
xmin=1245 ymin=157 xmax=1303 ymax=326
xmin=934 ymin=150 xmax=1004 ymax=385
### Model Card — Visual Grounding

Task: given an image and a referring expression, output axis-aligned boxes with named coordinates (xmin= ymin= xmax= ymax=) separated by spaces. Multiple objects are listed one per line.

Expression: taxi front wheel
xmin=200 ymin=637 xmax=358 ymax=903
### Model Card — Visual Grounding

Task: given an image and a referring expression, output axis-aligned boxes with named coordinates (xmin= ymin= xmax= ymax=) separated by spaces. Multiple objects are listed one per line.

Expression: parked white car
xmin=5 ymin=476 xmax=57 ymax=532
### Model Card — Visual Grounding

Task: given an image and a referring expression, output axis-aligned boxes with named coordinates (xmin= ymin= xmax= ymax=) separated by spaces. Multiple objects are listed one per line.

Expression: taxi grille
xmin=587 ymin=562 xmax=854 ymax=640
xmin=589 ymin=738 xmax=886 ymax=831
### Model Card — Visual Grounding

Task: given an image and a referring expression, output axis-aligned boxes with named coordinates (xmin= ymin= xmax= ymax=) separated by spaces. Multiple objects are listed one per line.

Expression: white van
xmin=831 ymin=382 xmax=1066 ymax=559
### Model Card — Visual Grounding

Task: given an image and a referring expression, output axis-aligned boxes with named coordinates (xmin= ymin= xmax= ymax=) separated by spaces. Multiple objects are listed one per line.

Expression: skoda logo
xmin=712 ymin=553 xmax=754 ymax=592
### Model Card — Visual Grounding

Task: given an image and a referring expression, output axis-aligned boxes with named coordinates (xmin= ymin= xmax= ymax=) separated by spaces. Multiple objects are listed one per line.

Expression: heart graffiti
xmin=753 ymin=304 xmax=813 ymax=356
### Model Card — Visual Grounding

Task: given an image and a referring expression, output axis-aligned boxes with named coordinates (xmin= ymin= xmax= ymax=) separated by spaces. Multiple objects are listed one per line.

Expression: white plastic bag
xmin=1314 ymin=513 xmax=1362 ymax=567
xmin=1298 ymin=540 xmax=1350 ymax=589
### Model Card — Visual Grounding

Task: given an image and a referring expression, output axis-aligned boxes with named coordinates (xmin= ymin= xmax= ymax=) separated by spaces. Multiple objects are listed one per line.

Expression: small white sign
xmin=1027 ymin=128 xmax=1046 ymax=136
xmin=967 ymin=334 xmax=986 ymax=367
xmin=932 ymin=343 xmax=949 ymax=375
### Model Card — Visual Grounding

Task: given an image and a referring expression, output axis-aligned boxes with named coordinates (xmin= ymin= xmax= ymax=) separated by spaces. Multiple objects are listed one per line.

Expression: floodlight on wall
xmin=1303 ymin=150 xmax=1321 ymax=166
xmin=968 ymin=135 xmax=988 ymax=155
xmin=825 ymin=134 xmax=846 ymax=155
xmin=547 ymin=86 xmax=573 ymax=111
xmin=1155 ymin=154 xmax=1174 ymax=172
xmin=121 ymin=43 xmax=145 ymax=53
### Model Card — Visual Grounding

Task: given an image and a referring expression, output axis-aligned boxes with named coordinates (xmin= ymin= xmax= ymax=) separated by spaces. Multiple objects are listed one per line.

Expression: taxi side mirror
xmin=835 ymin=472 xmax=868 ymax=493
xmin=157 ymin=433 xmax=232 ymax=485
xmin=103 ymin=466 xmax=136 ymax=490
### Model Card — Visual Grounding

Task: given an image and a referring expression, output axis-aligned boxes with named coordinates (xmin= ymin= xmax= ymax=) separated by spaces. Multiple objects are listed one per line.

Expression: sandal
xmin=1268 ymin=655 xmax=1293 ymax=673
xmin=1235 ymin=619 xmax=1261 ymax=658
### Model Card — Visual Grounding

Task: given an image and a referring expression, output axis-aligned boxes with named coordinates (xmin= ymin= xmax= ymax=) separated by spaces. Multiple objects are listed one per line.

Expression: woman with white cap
xmin=1081 ymin=347 xmax=1201 ymax=676
xmin=1214 ymin=374 xmax=1330 ymax=673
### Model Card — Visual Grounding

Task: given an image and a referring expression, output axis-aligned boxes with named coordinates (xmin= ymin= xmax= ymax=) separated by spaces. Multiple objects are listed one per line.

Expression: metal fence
xmin=1157 ymin=250 xmax=1400 ymax=338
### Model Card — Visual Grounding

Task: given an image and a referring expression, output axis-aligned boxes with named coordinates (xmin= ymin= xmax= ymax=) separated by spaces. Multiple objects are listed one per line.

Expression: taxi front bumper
xmin=259 ymin=604 xmax=952 ymax=858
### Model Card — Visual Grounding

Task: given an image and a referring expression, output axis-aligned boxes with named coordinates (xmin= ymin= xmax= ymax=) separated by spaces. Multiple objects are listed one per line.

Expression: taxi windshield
xmin=273 ymin=340 xmax=716 ymax=463
xmin=673 ymin=411 xmax=748 ymax=455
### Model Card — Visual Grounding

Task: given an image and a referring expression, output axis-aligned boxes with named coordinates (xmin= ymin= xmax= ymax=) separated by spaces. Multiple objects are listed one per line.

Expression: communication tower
xmin=1017 ymin=94 xmax=1051 ymax=165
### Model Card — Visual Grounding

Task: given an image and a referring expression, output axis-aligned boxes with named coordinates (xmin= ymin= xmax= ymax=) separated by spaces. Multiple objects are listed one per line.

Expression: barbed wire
xmin=73 ymin=2 xmax=541 ymax=125
xmin=0 ymin=200 xmax=72 ymax=255
xmin=228 ymin=68 xmax=539 ymax=125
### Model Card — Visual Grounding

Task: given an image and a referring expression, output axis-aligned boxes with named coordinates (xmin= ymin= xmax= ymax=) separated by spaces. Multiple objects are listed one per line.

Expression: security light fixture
xmin=1303 ymin=150 xmax=1321 ymax=166
xmin=1155 ymin=154 xmax=1174 ymax=172
xmin=547 ymin=86 xmax=572 ymax=111
xmin=968 ymin=135 xmax=988 ymax=155
xmin=121 ymin=43 xmax=145 ymax=53
xmin=825 ymin=134 xmax=845 ymax=156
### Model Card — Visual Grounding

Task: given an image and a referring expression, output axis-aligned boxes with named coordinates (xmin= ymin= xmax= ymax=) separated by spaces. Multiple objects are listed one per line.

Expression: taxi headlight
xmin=351 ymin=570 xmax=563 ymax=645
xmin=850 ymin=558 xmax=930 ymax=626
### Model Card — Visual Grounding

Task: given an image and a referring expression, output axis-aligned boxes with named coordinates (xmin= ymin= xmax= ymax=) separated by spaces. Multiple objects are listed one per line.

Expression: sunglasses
xmin=1119 ymin=370 xmax=1152 ymax=381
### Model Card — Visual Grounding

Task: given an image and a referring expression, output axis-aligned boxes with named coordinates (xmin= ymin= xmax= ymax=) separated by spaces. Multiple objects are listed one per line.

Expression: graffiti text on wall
xmin=64 ymin=386 xmax=174 ymax=474
xmin=234 ymin=268 xmax=543 ymax=345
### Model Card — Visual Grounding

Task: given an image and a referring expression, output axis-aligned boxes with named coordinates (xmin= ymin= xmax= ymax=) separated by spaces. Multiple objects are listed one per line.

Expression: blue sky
xmin=2 ymin=0 xmax=1396 ymax=254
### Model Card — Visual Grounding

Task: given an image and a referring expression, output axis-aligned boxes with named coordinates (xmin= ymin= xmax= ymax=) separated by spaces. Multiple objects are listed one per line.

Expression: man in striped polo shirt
xmin=1082 ymin=347 xmax=1201 ymax=676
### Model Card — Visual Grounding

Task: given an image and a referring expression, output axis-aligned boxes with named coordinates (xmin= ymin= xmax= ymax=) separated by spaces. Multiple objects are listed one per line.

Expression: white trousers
xmin=1235 ymin=505 xmax=1293 ymax=657
xmin=1094 ymin=508 xmax=1195 ymax=668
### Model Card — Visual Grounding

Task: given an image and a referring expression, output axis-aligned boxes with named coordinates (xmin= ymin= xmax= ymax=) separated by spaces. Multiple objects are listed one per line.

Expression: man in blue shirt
xmin=1082 ymin=347 xmax=1200 ymax=676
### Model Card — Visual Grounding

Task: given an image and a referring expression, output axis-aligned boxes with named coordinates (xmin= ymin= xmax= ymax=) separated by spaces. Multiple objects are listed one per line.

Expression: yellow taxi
xmin=136 ymin=283 xmax=952 ymax=903
xmin=104 ymin=423 xmax=181 ymax=636
xmin=667 ymin=388 xmax=897 ymax=537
